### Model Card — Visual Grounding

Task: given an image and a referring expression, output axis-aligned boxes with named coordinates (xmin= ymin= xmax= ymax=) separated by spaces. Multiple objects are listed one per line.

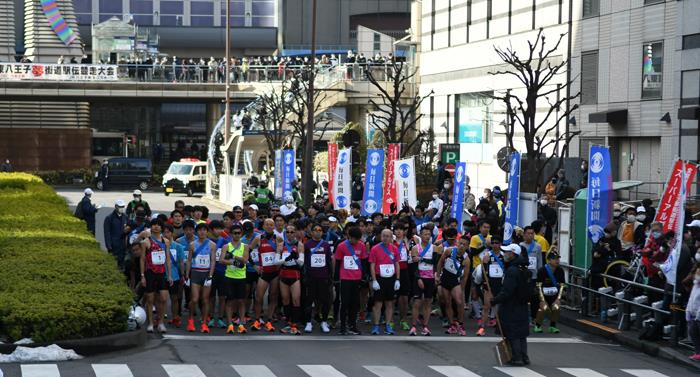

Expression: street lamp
xmin=303 ymin=0 xmax=317 ymax=206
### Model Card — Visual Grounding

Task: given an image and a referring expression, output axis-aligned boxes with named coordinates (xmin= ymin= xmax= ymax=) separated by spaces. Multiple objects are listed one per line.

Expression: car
xmin=95 ymin=158 xmax=152 ymax=191
xmin=162 ymin=159 xmax=207 ymax=197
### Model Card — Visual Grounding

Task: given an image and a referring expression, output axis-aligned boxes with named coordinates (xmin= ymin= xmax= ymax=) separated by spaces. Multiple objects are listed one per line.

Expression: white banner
xmin=0 ymin=63 xmax=119 ymax=81
xmin=394 ymin=157 xmax=417 ymax=209
xmin=333 ymin=147 xmax=352 ymax=210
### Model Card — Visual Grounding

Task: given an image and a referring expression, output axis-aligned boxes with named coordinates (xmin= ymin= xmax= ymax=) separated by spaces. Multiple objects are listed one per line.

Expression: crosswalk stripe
xmin=429 ymin=365 xmax=482 ymax=377
xmin=92 ymin=364 xmax=134 ymax=377
xmin=559 ymin=368 xmax=609 ymax=377
xmin=298 ymin=365 xmax=347 ymax=377
xmin=21 ymin=364 xmax=60 ymax=377
xmin=365 ymin=365 xmax=415 ymax=377
xmin=621 ymin=370 xmax=669 ymax=377
xmin=162 ymin=364 xmax=207 ymax=377
xmin=232 ymin=365 xmax=277 ymax=377
xmin=494 ymin=367 xmax=546 ymax=377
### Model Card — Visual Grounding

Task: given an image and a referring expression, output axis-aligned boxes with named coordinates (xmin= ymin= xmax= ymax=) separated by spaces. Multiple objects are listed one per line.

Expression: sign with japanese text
xmin=328 ymin=143 xmax=338 ymax=204
xmin=274 ymin=150 xmax=283 ymax=199
xmin=394 ymin=157 xmax=417 ymax=209
xmin=450 ymin=161 xmax=467 ymax=232
xmin=333 ymin=148 xmax=352 ymax=211
xmin=503 ymin=152 xmax=521 ymax=245
xmin=281 ymin=149 xmax=295 ymax=201
xmin=654 ymin=159 xmax=697 ymax=233
xmin=362 ymin=149 xmax=385 ymax=216
xmin=382 ymin=144 xmax=401 ymax=214
xmin=0 ymin=63 xmax=118 ymax=81
xmin=586 ymin=145 xmax=612 ymax=244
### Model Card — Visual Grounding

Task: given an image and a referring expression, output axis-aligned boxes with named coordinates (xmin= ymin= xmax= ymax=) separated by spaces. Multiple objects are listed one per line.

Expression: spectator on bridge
xmin=1 ymin=159 xmax=12 ymax=172
xmin=57 ymin=55 xmax=64 ymax=64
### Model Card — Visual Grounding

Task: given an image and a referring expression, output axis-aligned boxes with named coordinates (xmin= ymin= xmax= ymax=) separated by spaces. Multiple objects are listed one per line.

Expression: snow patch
xmin=12 ymin=338 xmax=33 ymax=345
xmin=0 ymin=345 xmax=83 ymax=363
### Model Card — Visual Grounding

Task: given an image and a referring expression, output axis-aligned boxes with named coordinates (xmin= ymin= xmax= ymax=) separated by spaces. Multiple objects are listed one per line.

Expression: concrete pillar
xmin=206 ymin=102 xmax=223 ymax=138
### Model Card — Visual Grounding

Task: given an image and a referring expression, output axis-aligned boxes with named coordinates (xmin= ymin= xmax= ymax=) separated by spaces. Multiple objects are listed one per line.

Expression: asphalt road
xmin=0 ymin=323 xmax=695 ymax=377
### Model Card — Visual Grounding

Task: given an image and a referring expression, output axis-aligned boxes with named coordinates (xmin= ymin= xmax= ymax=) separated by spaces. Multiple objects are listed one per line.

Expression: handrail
xmin=560 ymin=262 xmax=679 ymax=297
xmin=566 ymin=281 xmax=672 ymax=316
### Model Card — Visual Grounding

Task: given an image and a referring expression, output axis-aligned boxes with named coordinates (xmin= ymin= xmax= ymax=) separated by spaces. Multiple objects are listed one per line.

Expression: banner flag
xmin=394 ymin=157 xmax=417 ymax=209
xmin=503 ymin=152 xmax=521 ymax=245
xmin=333 ymin=148 xmax=352 ymax=210
xmin=274 ymin=150 xmax=283 ymax=199
xmin=450 ymin=161 xmax=467 ymax=232
xmin=328 ymin=143 xmax=338 ymax=204
xmin=282 ymin=149 xmax=295 ymax=201
xmin=362 ymin=149 xmax=385 ymax=216
xmin=382 ymin=144 xmax=401 ymax=214
xmin=586 ymin=145 xmax=613 ymax=244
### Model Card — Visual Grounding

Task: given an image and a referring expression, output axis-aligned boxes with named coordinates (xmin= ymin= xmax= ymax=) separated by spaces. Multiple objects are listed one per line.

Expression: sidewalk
xmin=558 ymin=308 xmax=700 ymax=371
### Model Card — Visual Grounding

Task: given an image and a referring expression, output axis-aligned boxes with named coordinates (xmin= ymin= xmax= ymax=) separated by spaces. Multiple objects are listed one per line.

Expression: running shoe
xmin=358 ymin=311 xmax=366 ymax=322
xmin=226 ymin=324 xmax=235 ymax=334
xmin=200 ymin=323 xmax=210 ymax=333
xmin=488 ymin=318 xmax=497 ymax=327
xmin=476 ymin=318 xmax=483 ymax=327
xmin=280 ymin=325 xmax=292 ymax=334
xmin=321 ymin=322 xmax=331 ymax=333
xmin=476 ymin=327 xmax=486 ymax=336
xmin=290 ymin=325 xmax=301 ymax=336
xmin=385 ymin=323 xmax=395 ymax=335
xmin=217 ymin=318 xmax=227 ymax=328
xmin=400 ymin=320 xmax=411 ymax=331
xmin=304 ymin=322 xmax=313 ymax=333
xmin=208 ymin=318 xmax=216 ymax=327
xmin=265 ymin=321 xmax=275 ymax=332
xmin=338 ymin=329 xmax=348 ymax=335
xmin=146 ymin=324 xmax=154 ymax=333
xmin=186 ymin=319 xmax=195 ymax=332
xmin=458 ymin=324 xmax=467 ymax=337
xmin=251 ymin=320 xmax=262 ymax=331
xmin=238 ymin=324 xmax=247 ymax=334
xmin=371 ymin=325 xmax=381 ymax=335
xmin=445 ymin=324 xmax=458 ymax=335
xmin=441 ymin=318 xmax=450 ymax=328
xmin=170 ymin=316 xmax=182 ymax=328
xmin=533 ymin=325 xmax=543 ymax=333
xmin=158 ymin=323 xmax=167 ymax=333
xmin=549 ymin=326 xmax=560 ymax=334
xmin=409 ymin=326 xmax=417 ymax=336
xmin=347 ymin=328 xmax=361 ymax=335
xmin=422 ymin=326 xmax=431 ymax=336
xmin=689 ymin=354 xmax=700 ymax=361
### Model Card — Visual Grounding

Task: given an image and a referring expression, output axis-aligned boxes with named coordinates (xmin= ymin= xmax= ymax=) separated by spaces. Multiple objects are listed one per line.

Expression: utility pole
xmin=224 ymin=0 xmax=231 ymax=150
xmin=303 ymin=0 xmax=317 ymax=206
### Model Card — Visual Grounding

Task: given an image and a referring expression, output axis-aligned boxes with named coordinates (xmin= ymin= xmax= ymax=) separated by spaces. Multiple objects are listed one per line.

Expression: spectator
xmin=428 ymin=190 xmax=444 ymax=221
xmin=1 ymin=159 xmax=12 ymax=172
xmin=683 ymin=257 xmax=700 ymax=361
xmin=78 ymin=188 xmax=98 ymax=234
xmin=617 ymin=206 xmax=645 ymax=261
xmin=580 ymin=160 xmax=588 ymax=189
xmin=640 ymin=222 xmax=670 ymax=293
xmin=544 ymin=176 xmax=557 ymax=205
xmin=554 ymin=169 xmax=569 ymax=200
xmin=591 ymin=222 xmax=620 ymax=289
xmin=104 ymin=199 xmax=128 ymax=270
xmin=642 ymin=198 xmax=656 ymax=225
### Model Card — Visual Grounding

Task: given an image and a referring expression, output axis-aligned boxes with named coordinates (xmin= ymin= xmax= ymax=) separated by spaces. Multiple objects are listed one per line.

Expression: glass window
xmin=160 ymin=1 xmax=184 ymax=14
xmin=132 ymin=15 xmax=153 ymax=25
xmin=583 ymin=0 xmax=599 ymax=18
xmin=160 ymin=15 xmax=183 ymax=25
xmin=455 ymin=92 xmax=493 ymax=144
xmin=581 ymin=51 xmax=599 ymax=105
xmin=191 ymin=16 xmax=214 ymax=26
xmin=76 ymin=14 xmax=93 ymax=25
xmin=73 ymin=0 xmax=92 ymax=12
xmin=99 ymin=0 xmax=122 ymax=13
xmin=251 ymin=17 xmax=274 ymax=27
xmin=222 ymin=1 xmax=246 ymax=16
xmin=683 ymin=34 xmax=700 ymax=50
xmin=252 ymin=1 xmax=275 ymax=16
xmin=644 ymin=0 xmax=663 ymax=5
xmin=681 ymin=70 xmax=700 ymax=106
xmin=130 ymin=0 xmax=153 ymax=14
xmin=191 ymin=1 xmax=214 ymax=15
xmin=642 ymin=42 xmax=663 ymax=99
xmin=221 ymin=16 xmax=245 ymax=27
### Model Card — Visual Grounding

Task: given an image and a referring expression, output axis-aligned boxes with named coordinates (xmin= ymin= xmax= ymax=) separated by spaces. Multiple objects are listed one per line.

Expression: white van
xmin=162 ymin=159 xmax=207 ymax=197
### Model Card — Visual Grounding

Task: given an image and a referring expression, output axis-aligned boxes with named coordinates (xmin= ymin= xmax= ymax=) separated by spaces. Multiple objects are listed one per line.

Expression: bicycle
xmin=602 ymin=247 xmax=647 ymax=292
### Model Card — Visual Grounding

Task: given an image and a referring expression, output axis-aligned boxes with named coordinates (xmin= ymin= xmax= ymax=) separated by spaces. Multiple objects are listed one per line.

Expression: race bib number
xmin=151 ymin=250 xmax=166 ymax=265
xmin=310 ymin=254 xmax=326 ymax=268
xmin=250 ymin=249 xmax=259 ymax=263
xmin=195 ymin=254 xmax=210 ymax=268
xmin=343 ymin=256 xmax=358 ymax=270
xmin=528 ymin=256 xmax=537 ymax=271
xmin=488 ymin=264 xmax=503 ymax=278
xmin=543 ymin=287 xmax=559 ymax=296
xmin=261 ymin=252 xmax=276 ymax=267
xmin=380 ymin=263 xmax=395 ymax=278
xmin=418 ymin=262 xmax=432 ymax=271
xmin=216 ymin=248 xmax=222 ymax=262
xmin=400 ymin=248 xmax=408 ymax=262
xmin=444 ymin=259 xmax=458 ymax=275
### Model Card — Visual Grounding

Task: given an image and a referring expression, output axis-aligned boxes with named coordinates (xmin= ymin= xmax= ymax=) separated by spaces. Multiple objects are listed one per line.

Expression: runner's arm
xmin=208 ymin=241 xmax=216 ymax=278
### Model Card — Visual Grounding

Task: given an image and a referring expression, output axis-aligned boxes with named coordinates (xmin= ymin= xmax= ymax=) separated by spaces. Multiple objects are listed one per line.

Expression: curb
xmin=559 ymin=310 xmax=700 ymax=371
xmin=0 ymin=330 xmax=147 ymax=357
xmin=200 ymin=196 xmax=233 ymax=211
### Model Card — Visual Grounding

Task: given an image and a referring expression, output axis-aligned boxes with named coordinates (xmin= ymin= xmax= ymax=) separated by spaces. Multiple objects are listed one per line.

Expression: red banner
xmin=382 ymin=144 xmax=401 ymax=214
xmin=328 ymin=143 xmax=338 ymax=204
xmin=654 ymin=159 xmax=697 ymax=232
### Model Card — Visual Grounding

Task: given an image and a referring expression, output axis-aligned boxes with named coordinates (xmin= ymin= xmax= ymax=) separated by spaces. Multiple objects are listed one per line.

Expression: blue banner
xmin=450 ymin=161 xmax=467 ymax=232
xmin=586 ymin=145 xmax=612 ymax=244
xmin=503 ymin=152 xmax=521 ymax=245
xmin=282 ymin=149 xmax=295 ymax=201
xmin=362 ymin=149 xmax=385 ymax=216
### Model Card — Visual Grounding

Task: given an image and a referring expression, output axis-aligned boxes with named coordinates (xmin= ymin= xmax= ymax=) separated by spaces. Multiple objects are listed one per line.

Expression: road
xmin=0 ymin=322 xmax=695 ymax=377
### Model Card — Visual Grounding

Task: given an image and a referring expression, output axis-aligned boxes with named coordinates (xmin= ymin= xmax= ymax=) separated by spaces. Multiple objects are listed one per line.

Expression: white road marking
xmin=92 ymin=364 xmax=134 ymax=377
xmin=162 ymin=364 xmax=206 ymax=377
xmin=494 ymin=367 xmax=546 ymax=377
xmin=298 ymin=364 xmax=347 ymax=377
xmin=559 ymin=368 xmax=609 ymax=377
xmin=232 ymin=365 xmax=277 ymax=377
xmin=429 ymin=365 xmax=482 ymax=377
xmin=21 ymin=364 xmax=60 ymax=377
xmin=621 ymin=370 xmax=669 ymax=377
xmin=162 ymin=334 xmax=593 ymax=344
xmin=365 ymin=365 xmax=415 ymax=377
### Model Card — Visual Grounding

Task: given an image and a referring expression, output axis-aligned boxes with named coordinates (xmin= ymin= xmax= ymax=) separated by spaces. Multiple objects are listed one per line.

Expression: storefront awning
xmin=588 ymin=109 xmax=628 ymax=125
xmin=678 ymin=106 xmax=700 ymax=120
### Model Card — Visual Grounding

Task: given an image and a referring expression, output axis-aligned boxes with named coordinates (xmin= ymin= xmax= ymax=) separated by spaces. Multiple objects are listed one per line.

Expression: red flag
xmin=328 ymin=143 xmax=338 ymax=204
xmin=654 ymin=159 xmax=697 ymax=232
xmin=382 ymin=144 xmax=401 ymax=214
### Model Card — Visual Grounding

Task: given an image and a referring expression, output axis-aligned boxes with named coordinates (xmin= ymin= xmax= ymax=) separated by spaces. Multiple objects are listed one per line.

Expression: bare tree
xmin=287 ymin=72 xmax=332 ymax=158
xmin=490 ymin=28 xmax=580 ymax=193
xmin=366 ymin=61 xmax=433 ymax=157
xmin=254 ymin=84 xmax=293 ymax=154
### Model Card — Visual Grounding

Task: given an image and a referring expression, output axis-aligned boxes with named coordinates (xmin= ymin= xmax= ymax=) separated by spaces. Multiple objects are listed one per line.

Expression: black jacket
xmin=492 ymin=254 xmax=531 ymax=340
xmin=104 ymin=210 xmax=128 ymax=252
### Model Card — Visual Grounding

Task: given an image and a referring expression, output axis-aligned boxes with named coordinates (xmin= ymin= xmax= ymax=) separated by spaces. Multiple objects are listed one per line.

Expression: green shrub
xmin=0 ymin=172 xmax=133 ymax=343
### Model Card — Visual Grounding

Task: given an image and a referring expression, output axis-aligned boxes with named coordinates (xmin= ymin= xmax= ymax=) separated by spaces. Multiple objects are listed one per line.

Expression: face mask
xmin=627 ymin=215 xmax=636 ymax=223
xmin=652 ymin=231 xmax=662 ymax=239
xmin=636 ymin=214 xmax=646 ymax=222
xmin=695 ymin=252 xmax=700 ymax=263
xmin=540 ymin=199 xmax=548 ymax=206
xmin=645 ymin=231 xmax=651 ymax=237
xmin=432 ymin=194 xmax=439 ymax=200
xmin=118 ymin=207 xmax=125 ymax=214
xmin=444 ymin=183 xmax=450 ymax=189
xmin=613 ymin=211 xmax=621 ymax=217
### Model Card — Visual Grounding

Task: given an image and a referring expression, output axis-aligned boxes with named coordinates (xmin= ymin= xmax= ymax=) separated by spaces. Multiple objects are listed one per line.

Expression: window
xmin=252 ymin=17 xmax=274 ymax=27
xmin=487 ymin=0 xmax=492 ymax=38
xmin=373 ymin=33 xmax=381 ymax=54
xmin=129 ymin=0 xmax=152 ymax=14
xmin=430 ymin=0 xmax=435 ymax=50
xmin=191 ymin=1 xmax=214 ymax=15
xmin=681 ymin=70 xmax=700 ymax=107
xmin=99 ymin=0 xmax=122 ymax=13
xmin=252 ymin=1 xmax=275 ymax=16
xmin=583 ymin=0 xmax=599 ymax=18
xmin=683 ymin=34 xmax=700 ymax=50
xmin=642 ymin=42 xmax=663 ymax=99
xmin=73 ymin=0 xmax=91 ymax=13
xmin=581 ymin=51 xmax=599 ymax=105
xmin=644 ymin=0 xmax=664 ymax=5
xmin=160 ymin=1 xmax=184 ymax=15
xmin=191 ymin=16 xmax=214 ymax=26
xmin=466 ymin=0 xmax=472 ymax=43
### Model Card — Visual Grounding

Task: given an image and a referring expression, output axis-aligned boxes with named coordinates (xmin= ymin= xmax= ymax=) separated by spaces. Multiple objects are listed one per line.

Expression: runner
xmin=221 ymin=224 xmax=250 ymax=334
xmin=335 ymin=226 xmax=367 ymax=335
xmin=138 ymin=219 xmax=172 ymax=333
xmin=469 ymin=220 xmax=492 ymax=328
xmin=163 ymin=224 xmax=186 ymax=328
xmin=241 ymin=220 xmax=259 ymax=322
xmin=276 ymin=222 xmax=305 ymax=335
xmin=437 ymin=236 xmax=471 ymax=336
xmin=249 ymin=218 xmax=280 ymax=332
xmin=394 ymin=220 xmax=416 ymax=331
xmin=209 ymin=220 xmax=230 ymax=329
xmin=303 ymin=222 xmax=334 ymax=333
xmin=521 ymin=225 xmax=543 ymax=323
xmin=410 ymin=225 xmax=442 ymax=336
xmin=473 ymin=235 xmax=505 ymax=336
xmin=185 ymin=223 xmax=217 ymax=333
xmin=177 ymin=220 xmax=197 ymax=307
xmin=369 ymin=229 xmax=401 ymax=335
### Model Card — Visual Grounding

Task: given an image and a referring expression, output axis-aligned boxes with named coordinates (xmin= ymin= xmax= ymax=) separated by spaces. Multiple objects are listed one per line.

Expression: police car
xmin=162 ymin=158 xmax=207 ymax=197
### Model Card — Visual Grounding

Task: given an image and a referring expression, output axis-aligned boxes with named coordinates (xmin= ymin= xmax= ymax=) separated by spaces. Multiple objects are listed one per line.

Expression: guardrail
xmin=560 ymin=263 xmax=687 ymax=348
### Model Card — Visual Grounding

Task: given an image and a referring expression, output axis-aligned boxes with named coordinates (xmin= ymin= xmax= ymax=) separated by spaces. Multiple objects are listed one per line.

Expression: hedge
xmin=0 ymin=173 xmax=133 ymax=343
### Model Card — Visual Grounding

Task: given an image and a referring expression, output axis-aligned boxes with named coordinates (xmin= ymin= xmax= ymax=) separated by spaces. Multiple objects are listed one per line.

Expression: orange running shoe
xmin=186 ymin=318 xmax=195 ymax=332
xmin=238 ymin=324 xmax=247 ymax=334
xmin=476 ymin=327 xmax=486 ymax=337
xmin=265 ymin=321 xmax=275 ymax=332
xmin=201 ymin=323 xmax=210 ymax=333
xmin=251 ymin=320 xmax=261 ymax=331
xmin=226 ymin=324 xmax=235 ymax=334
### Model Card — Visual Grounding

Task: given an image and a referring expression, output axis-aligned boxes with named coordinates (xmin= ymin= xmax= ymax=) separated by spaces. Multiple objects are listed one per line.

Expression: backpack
xmin=74 ymin=200 xmax=85 ymax=220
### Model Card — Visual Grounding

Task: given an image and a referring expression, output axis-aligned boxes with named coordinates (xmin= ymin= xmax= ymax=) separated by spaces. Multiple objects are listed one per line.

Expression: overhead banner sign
xmin=274 ymin=150 xmax=283 ymax=199
xmin=450 ymin=161 xmax=467 ymax=232
xmin=282 ymin=149 xmax=295 ymax=201
xmin=394 ymin=157 xmax=417 ymax=209
xmin=0 ymin=63 xmax=119 ymax=81
xmin=503 ymin=152 xmax=521 ymax=245
xmin=328 ymin=143 xmax=338 ymax=204
xmin=40 ymin=0 xmax=77 ymax=45
xmin=654 ymin=159 xmax=697 ymax=234
xmin=382 ymin=143 xmax=400 ymax=214
xmin=586 ymin=145 xmax=613 ymax=244
xmin=362 ymin=149 xmax=385 ymax=216
xmin=333 ymin=148 xmax=352 ymax=211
